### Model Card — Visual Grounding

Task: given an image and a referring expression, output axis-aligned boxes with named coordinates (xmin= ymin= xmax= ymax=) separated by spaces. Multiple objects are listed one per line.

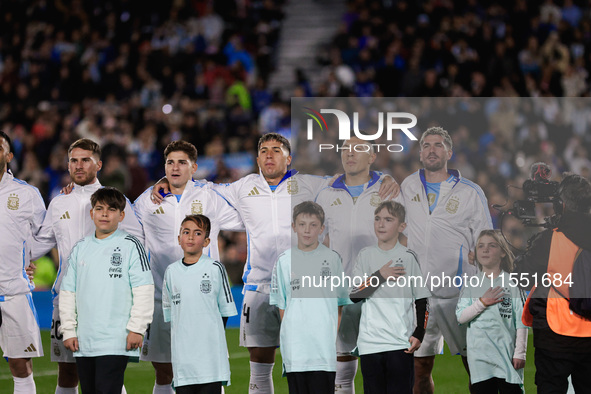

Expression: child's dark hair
xmin=374 ymin=201 xmax=406 ymax=222
xmin=292 ymin=201 xmax=325 ymax=225
xmin=181 ymin=214 xmax=211 ymax=238
xmin=90 ymin=187 xmax=127 ymax=211
xmin=164 ymin=140 xmax=198 ymax=163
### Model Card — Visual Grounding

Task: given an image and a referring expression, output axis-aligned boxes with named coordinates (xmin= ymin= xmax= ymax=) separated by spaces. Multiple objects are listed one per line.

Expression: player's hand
xmin=60 ymin=182 xmax=74 ymax=195
xmin=378 ymin=175 xmax=400 ymax=200
xmin=126 ymin=332 xmax=144 ymax=350
xmin=150 ymin=178 xmax=170 ymax=204
xmin=512 ymin=358 xmax=525 ymax=370
xmin=468 ymin=250 xmax=475 ymax=265
xmin=26 ymin=263 xmax=36 ymax=283
xmin=378 ymin=260 xmax=406 ymax=281
xmin=480 ymin=286 xmax=505 ymax=307
xmin=405 ymin=336 xmax=421 ymax=353
xmin=64 ymin=337 xmax=79 ymax=352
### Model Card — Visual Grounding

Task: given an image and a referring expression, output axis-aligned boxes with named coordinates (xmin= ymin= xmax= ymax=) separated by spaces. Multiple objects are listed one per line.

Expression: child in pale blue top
xmin=270 ymin=201 xmax=351 ymax=394
xmin=349 ymin=201 xmax=430 ymax=394
xmin=456 ymin=229 xmax=528 ymax=393
xmin=60 ymin=187 xmax=154 ymax=394
xmin=162 ymin=214 xmax=237 ymax=393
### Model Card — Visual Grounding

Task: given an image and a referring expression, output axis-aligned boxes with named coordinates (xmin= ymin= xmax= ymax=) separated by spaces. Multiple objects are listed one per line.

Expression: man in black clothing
xmin=514 ymin=173 xmax=591 ymax=394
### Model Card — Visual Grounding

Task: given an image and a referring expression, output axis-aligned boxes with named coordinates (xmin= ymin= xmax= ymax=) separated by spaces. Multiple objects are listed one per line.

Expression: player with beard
xmin=0 ymin=131 xmax=46 ymax=393
xmin=401 ymin=127 xmax=492 ymax=394
xmin=31 ymin=138 xmax=144 ymax=394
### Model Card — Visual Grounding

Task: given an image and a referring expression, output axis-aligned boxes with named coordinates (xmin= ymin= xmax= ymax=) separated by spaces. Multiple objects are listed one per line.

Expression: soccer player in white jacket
xmin=30 ymin=138 xmax=144 ymax=394
xmin=315 ymin=137 xmax=404 ymax=393
xmin=0 ymin=131 xmax=46 ymax=393
xmin=134 ymin=140 xmax=243 ymax=394
xmin=401 ymin=127 xmax=493 ymax=394
xmin=150 ymin=133 xmax=398 ymax=393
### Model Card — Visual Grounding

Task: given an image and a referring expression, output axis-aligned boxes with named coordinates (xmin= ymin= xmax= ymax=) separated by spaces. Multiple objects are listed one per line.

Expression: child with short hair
xmin=60 ymin=187 xmax=154 ymax=393
xmin=350 ymin=201 xmax=430 ymax=394
xmin=162 ymin=214 xmax=237 ymax=393
xmin=456 ymin=229 xmax=527 ymax=393
xmin=270 ymin=201 xmax=351 ymax=393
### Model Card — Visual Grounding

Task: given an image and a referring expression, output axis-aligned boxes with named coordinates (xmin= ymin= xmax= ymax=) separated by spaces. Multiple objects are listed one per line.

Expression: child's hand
xmin=405 ymin=336 xmax=421 ymax=353
xmin=379 ymin=260 xmax=406 ymax=281
xmin=126 ymin=332 xmax=144 ymax=350
xmin=64 ymin=337 xmax=79 ymax=352
xmin=480 ymin=286 xmax=505 ymax=307
xmin=512 ymin=358 xmax=525 ymax=370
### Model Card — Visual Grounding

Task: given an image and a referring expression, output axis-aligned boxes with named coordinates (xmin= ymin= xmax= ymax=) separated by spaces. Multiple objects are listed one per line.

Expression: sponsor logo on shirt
xmin=109 ymin=248 xmax=123 ymax=278
xmin=60 ymin=211 xmax=71 ymax=220
xmin=172 ymin=293 xmax=181 ymax=305
xmin=499 ymin=290 xmax=512 ymax=319
xmin=331 ymin=198 xmax=342 ymax=206
xmin=411 ymin=194 xmax=421 ymax=202
xmin=153 ymin=206 xmax=165 ymax=214
xmin=445 ymin=196 xmax=460 ymax=214
xmin=7 ymin=193 xmax=19 ymax=210
xmin=247 ymin=187 xmax=261 ymax=197
xmin=291 ymin=278 xmax=301 ymax=291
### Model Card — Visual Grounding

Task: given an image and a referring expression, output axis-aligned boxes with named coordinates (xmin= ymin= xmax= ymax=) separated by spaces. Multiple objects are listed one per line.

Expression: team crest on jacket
xmin=370 ymin=193 xmax=381 ymax=207
xmin=201 ymin=273 xmax=211 ymax=294
xmin=287 ymin=178 xmax=298 ymax=195
xmin=111 ymin=247 xmax=122 ymax=266
xmin=191 ymin=200 xmax=203 ymax=214
xmin=7 ymin=193 xmax=19 ymax=210
xmin=446 ymin=196 xmax=460 ymax=214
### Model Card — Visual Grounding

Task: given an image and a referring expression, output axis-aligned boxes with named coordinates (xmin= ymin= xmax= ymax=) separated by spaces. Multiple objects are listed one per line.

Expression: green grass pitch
xmin=0 ymin=329 xmax=536 ymax=393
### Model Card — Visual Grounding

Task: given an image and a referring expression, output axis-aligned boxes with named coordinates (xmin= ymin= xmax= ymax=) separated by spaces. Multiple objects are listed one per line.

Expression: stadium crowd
xmin=0 ymin=0 xmax=590 ymax=280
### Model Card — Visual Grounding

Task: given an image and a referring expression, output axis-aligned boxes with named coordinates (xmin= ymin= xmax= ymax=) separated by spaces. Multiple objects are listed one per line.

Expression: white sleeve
xmin=214 ymin=190 xmax=244 ymax=231
xmin=121 ymin=196 xmax=145 ymax=244
xmin=30 ymin=202 xmax=56 ymax=260
xmin=513 ymin=328 xmax=528 ymax=360
xmin=210 ymin=180 xmax=240 ymax=209
xmin=162 ymin=276 xmax=171 ymax=323
xmin=59 ymin=290 xmax=77 ymax=340
xmin=457 ymin=298 xmax=487 ymax=324
xmin=126 ymin=284 xmax=154 ymax=334
xmin=469 ymin=186 xmax=493 ymax=247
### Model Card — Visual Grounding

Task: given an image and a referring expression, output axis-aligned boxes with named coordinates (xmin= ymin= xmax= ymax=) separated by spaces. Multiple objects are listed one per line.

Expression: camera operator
xmin=514 ymin=173 xmax=591 ymax=393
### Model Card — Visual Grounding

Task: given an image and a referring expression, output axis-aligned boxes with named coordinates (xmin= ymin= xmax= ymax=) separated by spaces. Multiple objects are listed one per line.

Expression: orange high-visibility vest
xmin=522 ymin=230 xmax=591 ymax=337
